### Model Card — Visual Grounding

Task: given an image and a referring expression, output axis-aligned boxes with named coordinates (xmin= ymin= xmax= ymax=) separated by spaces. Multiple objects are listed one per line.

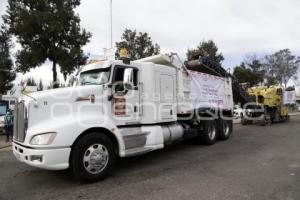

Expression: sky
xmin=1 ymin=0 xmax=300 ymax=86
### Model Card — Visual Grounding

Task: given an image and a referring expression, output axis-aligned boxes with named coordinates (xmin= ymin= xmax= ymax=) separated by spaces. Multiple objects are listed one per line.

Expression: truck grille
xmin=13 ymin=101 xmax=27 ymax=142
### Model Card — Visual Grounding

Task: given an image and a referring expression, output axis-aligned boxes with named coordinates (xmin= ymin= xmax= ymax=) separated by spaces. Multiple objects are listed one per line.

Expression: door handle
xmin=134 ymin=106 xmax=138 ymax=112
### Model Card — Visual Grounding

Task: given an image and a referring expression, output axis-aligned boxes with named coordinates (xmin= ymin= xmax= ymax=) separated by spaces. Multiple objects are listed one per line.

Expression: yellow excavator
xmin=242 ymin=86 xmax=290 ymax=125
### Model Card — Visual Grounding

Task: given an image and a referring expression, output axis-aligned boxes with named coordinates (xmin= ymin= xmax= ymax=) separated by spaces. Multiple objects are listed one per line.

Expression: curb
xmin=0 ymin=143 xmax=12 ymax=150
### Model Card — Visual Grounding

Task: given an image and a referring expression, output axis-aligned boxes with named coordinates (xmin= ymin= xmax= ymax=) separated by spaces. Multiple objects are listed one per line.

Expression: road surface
xmin=1 ymin=115 xmax=300 ymax=200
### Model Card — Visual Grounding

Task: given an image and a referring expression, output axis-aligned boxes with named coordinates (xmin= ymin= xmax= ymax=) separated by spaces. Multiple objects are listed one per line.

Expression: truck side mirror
xmin=113 ymin=82 xmax=129 ymax=95
xmin=123 ymin=68 xmax=135 ymax=87
xmin=115 ymin=82 xmax=125 ymax=92
xmin=108 ymin=82 xmax=128 ymax=102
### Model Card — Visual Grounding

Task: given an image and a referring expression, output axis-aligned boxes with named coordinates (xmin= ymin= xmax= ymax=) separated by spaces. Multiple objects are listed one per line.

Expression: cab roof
xmin=79 ymin=54 xmax=180 ymax=74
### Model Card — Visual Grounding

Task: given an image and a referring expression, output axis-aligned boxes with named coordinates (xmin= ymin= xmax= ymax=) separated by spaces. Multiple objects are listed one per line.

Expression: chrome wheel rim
xmin=83 ymin=144 xmax=109 ymax=174
xmin=208 ymin=125 xmax=216 ymax=140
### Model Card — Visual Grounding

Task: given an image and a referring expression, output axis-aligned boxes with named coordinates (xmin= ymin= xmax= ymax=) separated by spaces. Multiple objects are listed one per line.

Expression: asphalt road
xmin=1 ymin=115 xmax=300 ymax=200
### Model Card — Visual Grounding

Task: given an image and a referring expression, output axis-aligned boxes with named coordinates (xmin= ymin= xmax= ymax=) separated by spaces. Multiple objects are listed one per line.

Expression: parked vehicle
xmin=12 ymin=53 xmax=234 ymax=182
xmin=242 ymin=86 xmax=295 ymax=125
xmin=233 ymin=105 xmax=244 ymax=119
xmin=1 ymin=86 xmax=37 ymax=111
xmin=0 ymin=100 xmax=9 ymax=134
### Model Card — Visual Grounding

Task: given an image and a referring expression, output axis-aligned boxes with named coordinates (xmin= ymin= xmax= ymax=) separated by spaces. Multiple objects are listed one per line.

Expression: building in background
xmin=0 ymin=86 xmax=37 ymax=134
xmin=0 ymin=100 xmax=9 ymax=133
xmin=1 ymin=86 xmax=37 ymax=110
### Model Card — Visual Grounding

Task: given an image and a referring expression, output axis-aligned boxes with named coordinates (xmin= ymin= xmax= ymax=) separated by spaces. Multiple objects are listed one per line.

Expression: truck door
xmin=159 ymin=74 xmax=176 ymax=121
xmin=112 ymin=65 xmax=140 ymax=125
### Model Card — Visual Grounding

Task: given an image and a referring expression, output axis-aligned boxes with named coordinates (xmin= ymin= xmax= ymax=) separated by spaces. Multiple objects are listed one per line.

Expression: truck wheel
xmin=241 ymin=118 xmax=247 ymax=125
xmin=241 ymin=118 xmax=252 ymax=125
xmin=218 ymin=119 xmax=233 ymax=140
xmin=70 ymin=133 xmax=116 ymax=182
xmin=199 ymin=120 xmax=217 ymax=145
xmin=282 ymin=115 xmax=290 ymax=122
xmin=271 ymin=109 xmax=280 ymax=123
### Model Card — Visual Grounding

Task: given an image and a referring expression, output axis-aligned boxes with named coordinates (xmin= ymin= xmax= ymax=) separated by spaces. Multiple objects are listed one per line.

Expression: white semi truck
xmin=13 ymin=53 xmax=234 ymax=182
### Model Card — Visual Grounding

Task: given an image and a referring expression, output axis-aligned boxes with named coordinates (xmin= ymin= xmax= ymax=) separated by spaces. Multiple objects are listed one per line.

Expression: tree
xmin=233 ymin=55 xmax=265 ymax=87
xmin=116 ymin=29 xmax=160 ymax=60
xmin=3 ymin=0 xmax=91 ymax=88
xmin=233 ymin=62 xmax=263 ymax=86
xmin=0 ymin=26 xmax=15 ymax=95
xmin=187 ymin=40 xmax=224 ymax=67
xmin=37 ymin=79 xmax=43 ymax=91
xmin=186 ymin=40 xmax=225 ymax=74
xmin=264 ymin=49 xmax=299 ymax=87
xmin=25 ymin=77 xmax=37 ymax=86
xmin=245 ymin=55 xmax=265 ymax=76
xmin=47 ymin=77 xmax=66 ymax=89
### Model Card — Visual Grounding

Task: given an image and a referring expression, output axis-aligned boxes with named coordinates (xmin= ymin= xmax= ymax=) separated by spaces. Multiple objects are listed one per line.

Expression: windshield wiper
xmin=82 ymin=81 xmax=95 ymax=85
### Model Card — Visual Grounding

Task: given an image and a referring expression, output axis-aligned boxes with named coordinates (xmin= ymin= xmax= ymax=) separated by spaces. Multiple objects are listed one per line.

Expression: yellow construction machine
xmin=242 ymin=86 xmax=290 ymax=125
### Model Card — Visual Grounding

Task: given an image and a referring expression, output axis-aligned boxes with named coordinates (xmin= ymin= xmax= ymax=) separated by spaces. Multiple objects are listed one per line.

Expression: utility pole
xmin=103 ymin=0 xmax=114 ymax=59
xmin=109 ymin=0 xmax=113 ymax=49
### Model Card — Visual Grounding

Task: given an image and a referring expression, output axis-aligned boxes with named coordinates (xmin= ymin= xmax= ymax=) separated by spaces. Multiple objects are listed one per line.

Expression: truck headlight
xmin=30 ymin=132 xmax=57 ymax=145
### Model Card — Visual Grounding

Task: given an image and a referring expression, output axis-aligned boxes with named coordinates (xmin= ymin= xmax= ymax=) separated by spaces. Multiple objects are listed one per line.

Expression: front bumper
xmin=12 ymin=142 xmax=71 ymax=170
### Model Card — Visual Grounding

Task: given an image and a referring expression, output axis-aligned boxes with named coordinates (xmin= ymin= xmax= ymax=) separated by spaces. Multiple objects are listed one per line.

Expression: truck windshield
xmin=79 ymin=68 xmax=111 ymax=86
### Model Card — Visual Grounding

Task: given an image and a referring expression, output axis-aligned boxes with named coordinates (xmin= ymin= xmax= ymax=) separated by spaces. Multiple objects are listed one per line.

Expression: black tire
xmin=217 ymin=119 xmax=233 ymax=140
xmin=271 ymin=109 xmax=280 ymax=123
xmin=281 ymin=115 xmax=290 ymax=122
xmin=198 ymin=120 xmax=217 ymax=145
xmin=70 ymin=133 xmax=116 ymax=182
xmin=241 ymin=117 xmax=247 ymax=125
xmin=241 ymin=117 xmax=252 ymax=125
